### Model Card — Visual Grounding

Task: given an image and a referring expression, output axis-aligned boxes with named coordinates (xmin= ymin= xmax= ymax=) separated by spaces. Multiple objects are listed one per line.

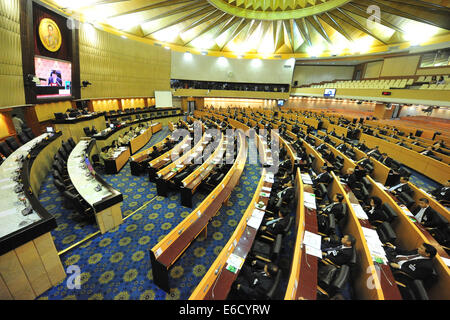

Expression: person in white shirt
xmin=387 ymin=176 xmax=411 ymax=195
xmin=12 ymin=114 xmax=24 ymax=134
xmin=412 ymin=198 xmax=438 ymax=227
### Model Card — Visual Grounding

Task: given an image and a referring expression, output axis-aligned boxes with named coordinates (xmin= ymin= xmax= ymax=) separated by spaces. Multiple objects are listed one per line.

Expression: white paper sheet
xmin=305 ymin=245 xmax=323 ymax=258
xmin=226 ymin=253 xmax=245 ymax=270
xmin=352 ymin=203 xmax=369 ymax=220
xmin=301 ymin=173 xmax=313 ymax=185
xmin=252 ymin=209 xmax=265 ymax=220
xmin=303 ymin=192 xmax=316 ymax=210
xmin=262 ymin=186 xmax=272 ymax=193
xmin=247 ymin=215 xmax=264 ymax=229
xmin=441 ymin=257 xmax=450 ymax=268
xmin=303 ymin=231 xmax=322 ymax=249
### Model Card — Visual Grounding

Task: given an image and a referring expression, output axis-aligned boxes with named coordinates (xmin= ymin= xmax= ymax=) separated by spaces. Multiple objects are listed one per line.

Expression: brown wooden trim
xmin=20 ymin=0 xmax=35 ymax=105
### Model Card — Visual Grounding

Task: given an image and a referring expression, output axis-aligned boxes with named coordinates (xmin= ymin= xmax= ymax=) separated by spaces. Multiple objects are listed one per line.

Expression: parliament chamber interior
xmin=1 ymin=0 xmax=450 ymax=302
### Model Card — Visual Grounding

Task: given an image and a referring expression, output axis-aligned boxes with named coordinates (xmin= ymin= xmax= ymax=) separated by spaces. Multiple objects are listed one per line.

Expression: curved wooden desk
xmin=0 ymin=133 xmax=65 ymax=299
xmin=150 ymin=130 xmax=248 ymax=293
xmin=189 ymin=131 xmax=270 ymax=300
xmin=367 ymin=176 xmax=450 ymax=299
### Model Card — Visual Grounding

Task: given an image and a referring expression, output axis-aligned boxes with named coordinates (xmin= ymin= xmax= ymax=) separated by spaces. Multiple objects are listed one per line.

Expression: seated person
xmin=99 ymin=147 xmax=110 ymax=165
xmin=232 ymin=261 xmax=279 ymax=300
xmin=353 ymin=164 xmax=367 ymax=180
xmin=323 ymin=149 xmax=336 ymax=164
xmin=379 ymin=153 xmax=394 ymax=167
xmin=386 ymin=243 xmax=436 ymax=281
xmin=110 ymin=140 xmax=119 ymax=151
xmin=118 ymin=133 xmax=128 ymax=147
xmin=126 ymin=129 xmax=136 ymax=140
xmin=420 ymin=146 xmax=435 ymax=157
xmin=149 ymin=146 xmax=160 ymax=160
xmin=387 ymin=176 xmax=413 ymax=196
xmin=431 ymin=180 xmax=450 ymax=204
xmin=260 ymin=206 xmax=290 ymax=236
xmin=412 ymin=198 xmax=440 ymax=228
xmin=312 ymin=165 xmax=333 ymax=185
xmin=319 ymin=193 xmax=345 ymax=222
xmin=341 ymin=167 xmax=357 ymax=188
xmin=364 ymin=196 xmax=384 ymax=223
xmin=320 ymin=234 xmax=356 ymax=266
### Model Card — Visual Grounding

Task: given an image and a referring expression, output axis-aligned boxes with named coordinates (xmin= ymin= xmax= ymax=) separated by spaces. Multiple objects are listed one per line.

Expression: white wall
xmin=399 ymin=105 xmax=450 ymax=120
xmin=171 ymin=51 xmax=294 ymax=84
xmin=292 ymin=65 xmax=355 ymax=86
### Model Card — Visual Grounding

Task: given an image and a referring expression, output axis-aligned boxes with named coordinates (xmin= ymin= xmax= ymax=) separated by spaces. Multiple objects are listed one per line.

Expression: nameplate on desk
xmin=261 ymin=186 xmax=272 ymax=193
xmin=259 ymin=192 xmax=270 ymax=198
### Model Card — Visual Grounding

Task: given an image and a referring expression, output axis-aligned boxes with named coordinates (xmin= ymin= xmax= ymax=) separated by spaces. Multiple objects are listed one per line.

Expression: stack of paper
xmin=303 ymin=231 xmax=322 ymax=258
xmin=247 ymin=209 xmax=265 ymax=230
xmin=361 ymin=227 xmax=388 ymax=264
xmin=301 ymin=173 xmax=313 ymax=185
xmin=352 ymin=203 xmax=369 ymax=220
xmin=376 ymin=182 xmax=388 ymax=191
xmin=303 ymin=192 xmax=316 ymax=210
xmin=262 ymin=186 xmax=272 ymax=193
xmin=399 ymin=204 xmax=414 ymax=217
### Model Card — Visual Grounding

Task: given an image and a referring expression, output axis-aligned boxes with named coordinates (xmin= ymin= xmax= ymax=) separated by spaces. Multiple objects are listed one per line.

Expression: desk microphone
xmin=303 ymin=244 xmax=311 ymax=268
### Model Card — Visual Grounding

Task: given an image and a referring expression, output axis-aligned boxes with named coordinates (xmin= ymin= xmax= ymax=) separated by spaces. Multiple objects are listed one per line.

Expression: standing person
xmin=12 ymin=114 xmax=24 ymax=134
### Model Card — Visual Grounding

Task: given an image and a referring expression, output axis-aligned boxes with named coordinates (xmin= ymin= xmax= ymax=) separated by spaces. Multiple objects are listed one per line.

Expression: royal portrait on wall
xmin=38 ymin=18 xmax=62 ymax=52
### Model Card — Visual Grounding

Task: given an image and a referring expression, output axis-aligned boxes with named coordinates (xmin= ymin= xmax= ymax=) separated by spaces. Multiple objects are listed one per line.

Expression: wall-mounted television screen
xmin=277 ymin=100 xmax=285 ymax=107
xmin=324 ymin=88 xmax=336 ymax=98
xmin=35 ymin=56 xmax=72 ymax=99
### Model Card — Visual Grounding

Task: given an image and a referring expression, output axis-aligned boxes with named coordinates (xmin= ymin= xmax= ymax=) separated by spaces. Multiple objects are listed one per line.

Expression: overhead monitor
xmin=35 ymin=56 xmax=72 ymax=99
xmin=155 ymin=91 xmax=173 ymax=108
xmin=46 ymin=127 xmax=54 ymax=133
xmin=277 ymin=100 xmax=285 ymax=107
xmin=324 ymin=88 xmax=336 ymax=98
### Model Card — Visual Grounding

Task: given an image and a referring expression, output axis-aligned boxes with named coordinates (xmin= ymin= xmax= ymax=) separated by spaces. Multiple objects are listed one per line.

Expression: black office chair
xmin=58 ymin=147 xmax=68 ymax=161
xmin=397 ymin=191 xmax=415 ymax=209
xmin=62 ymin=190 xmax=94 ymax=221
xmin=62 ymin=141 xmax=72 ymax=154
xmin=317 ymin=264 xmax=351 ymax=299
xmin=265 ymin=269 xmax=282 ymax=300
xmin=23 ymin=128 xmax=35 ymax=140
xmin=251 ymin=233 xmax=283 ymax=264
xmin=397 ymin=279 xmax=429 ymax=300
xmin=376 ymin=221 xmax=397 ymax=244
xmin=5 ymin=137 xmax=21 ymax=151
xmin=68 ymin=137 xmax=76 ymax=149
xmin=17 ymin=132 xmax=30 ymax=144
xmin=0 ymin=142 xmax=12 ymax=157
xmin=83 ymin=127 xmax=91 ymax=137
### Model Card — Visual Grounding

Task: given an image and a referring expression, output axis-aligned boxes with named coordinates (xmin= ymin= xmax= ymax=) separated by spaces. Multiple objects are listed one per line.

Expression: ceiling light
xmin=184 ymin=52 xmax=192 ymax=60
xmin=307 ymin=45 xmax=323 ymax=57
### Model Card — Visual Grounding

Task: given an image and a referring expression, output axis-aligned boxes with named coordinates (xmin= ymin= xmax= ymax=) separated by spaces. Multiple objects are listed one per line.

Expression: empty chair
xmin=377 ymin=221 xmax=397 ymax=244
xmin=17 ymin=132 xmax=30 ymax=144
xmin=24 ymin=128 xmax=35 ymax=140
xmin=62 ymin=190 xmax=94 ymax=220
xmin=0 ymin=141 xmax=12 ymax=157
xmin=251 ymin=233 xmax=283 ymax=264
xmin=68 ymin=137 xmax=76 ymax=149
xmin=5 ymin=137 xmax=21 ymax=151
xmin=83 ymin=127 xmax=91 ymax=136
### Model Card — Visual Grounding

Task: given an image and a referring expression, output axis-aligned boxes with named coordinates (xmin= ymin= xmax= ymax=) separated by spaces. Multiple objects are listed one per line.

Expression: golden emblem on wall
xmin=38 ymin=18 xmax=62 ymax=52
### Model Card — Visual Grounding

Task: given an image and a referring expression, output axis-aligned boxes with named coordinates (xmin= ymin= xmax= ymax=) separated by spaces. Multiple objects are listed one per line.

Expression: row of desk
xmin=0 ymin=133 xmax=66 ymax=300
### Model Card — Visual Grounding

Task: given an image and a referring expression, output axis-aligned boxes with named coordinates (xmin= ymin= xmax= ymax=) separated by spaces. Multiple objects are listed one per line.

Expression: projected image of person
xmin=48 ymin=70 xmax=62 ymax=86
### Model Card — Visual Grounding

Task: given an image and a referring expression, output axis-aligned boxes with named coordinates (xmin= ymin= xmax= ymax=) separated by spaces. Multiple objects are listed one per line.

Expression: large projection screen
xmin=155 ymin=91 xmax=173 ymax=108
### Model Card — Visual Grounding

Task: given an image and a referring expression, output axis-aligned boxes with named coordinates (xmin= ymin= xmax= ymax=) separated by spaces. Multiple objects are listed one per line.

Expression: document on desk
xmin=261 ymin=186 xmax=272 ymax=193
xmin=301 ymin=173 xmax=313 ymax=185
xmin=303 ymin=231 xmax=321 ymax=249
xmin=441 ymin=257 xmax=450 ymax=268
xmin=247 ymin=214 xmax=264 ymax=230
xmin=361 ymin=226 xmax=387 ymax=264
xmin=226 ymin=253 xmax=244 ymax=273
xmin=376 ymin=182 xmax=388 ymax=191
xmin=398 ymin=204 xmax=414 ymax=217
xmin=305 ymin=245 xmax=323 ymax=258
xmin=351 ymin=203 xmax=369 ymax=220
xmin=252 ymin=209 xmax=265 ymax=220
xmin=303 ymin=192 xmax=316 ymax=210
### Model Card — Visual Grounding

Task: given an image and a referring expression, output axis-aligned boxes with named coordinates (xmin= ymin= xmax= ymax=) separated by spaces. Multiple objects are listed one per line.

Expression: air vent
xmin=154 ymin=43 xmax=162 ymax=47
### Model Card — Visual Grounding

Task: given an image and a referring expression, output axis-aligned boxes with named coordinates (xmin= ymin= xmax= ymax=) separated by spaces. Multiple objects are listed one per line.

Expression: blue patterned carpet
xmin=37 ymin=130 xmax=261 ymax=300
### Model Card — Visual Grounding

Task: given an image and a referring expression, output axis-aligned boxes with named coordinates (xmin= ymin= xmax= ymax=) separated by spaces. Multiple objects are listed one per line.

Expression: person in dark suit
xmin=412 ymin=198 xmax=440 ymax=228
xmin=321 ymin=234 xmax=356 ymax=266
xmin=320 ymin=193 xmax=345 ymax=221
xmin=260 ymin=206 xmax=290 ymax=235
xmin=387 ymin=176 xmax=413 ymax=196
xmin=313 ymin=165 xmax=333 ymax=185
xmin=342 ymin=168 xmax=358 ymax=188
xmin=379 ymin=153 xmax=394 ymax=167
xmin=233 ymin=261 xmax=279 ymax=300
xmin=353 ymin=164 xmax=367 ymax=180
xmin=387 ymin=243 xmax=436 ymax=281
xmin=365 ymin=196 xmax=385 ymax=223
xmin=323 ymin=149 xmax=336 ymax=164
xmin=149 ymin=146 xmax=160 ymax=159
xmin=431 ymin=180 xmax=450 ymax=204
